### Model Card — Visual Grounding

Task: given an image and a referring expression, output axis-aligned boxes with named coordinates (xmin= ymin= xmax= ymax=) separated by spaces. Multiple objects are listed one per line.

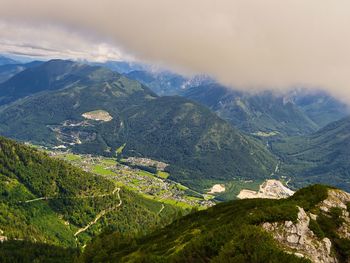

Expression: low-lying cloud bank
xmin=1 ymin=0 xmax=350 ymax=103
xmin=0 ymin=21 xmax=129 ymax=62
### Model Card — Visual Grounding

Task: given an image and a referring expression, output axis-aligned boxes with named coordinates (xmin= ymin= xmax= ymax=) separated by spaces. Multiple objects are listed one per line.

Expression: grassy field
xmin=137 ymin=170 xmax=155 ymax=178
xmin=116 ymin=143 xmax=126 ymax=156
xmin=64 ymin=153 xmax=82 ymax=161
xmin=92 ymin=165 xmax=117 ymax=176
xmin=99 ymin=158 xmax=117 ymax=166
xmin=156 ymin=171 xmax=170 ymax=179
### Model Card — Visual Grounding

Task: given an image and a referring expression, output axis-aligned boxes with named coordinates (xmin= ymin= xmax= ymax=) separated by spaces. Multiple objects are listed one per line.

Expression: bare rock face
xmin=0 ymin=229 xmax=7 ymax=242
xmin=319 ymin=189 xmax=350 ymax=212
xmin=319 ymin=189 xmax=350 ymax=239
xmin=262 ymin=207 xmax=337 ymax=263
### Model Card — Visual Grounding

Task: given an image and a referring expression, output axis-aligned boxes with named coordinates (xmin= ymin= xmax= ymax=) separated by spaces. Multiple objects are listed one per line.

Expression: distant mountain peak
xmin=0 ymin=59 xmax=119 ymax=105
xmin=0 ymin=55 xmax=19 ymax=66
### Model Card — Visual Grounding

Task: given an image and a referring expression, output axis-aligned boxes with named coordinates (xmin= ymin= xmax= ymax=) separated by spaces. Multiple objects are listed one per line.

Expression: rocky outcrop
xmin=319 ymin=189 xmax=350 ymax=239
xmin=0 ymin=229 xmax=7 ymax=242
xmin=262 ymin=188 xmax=350 ymax=263
xmin=262 ymin=207 xmax=337 ymax=263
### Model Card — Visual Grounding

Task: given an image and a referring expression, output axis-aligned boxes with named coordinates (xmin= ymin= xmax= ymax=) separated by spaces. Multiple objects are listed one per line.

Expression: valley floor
xmin=46 ymin=149 xmax=215 ymax=209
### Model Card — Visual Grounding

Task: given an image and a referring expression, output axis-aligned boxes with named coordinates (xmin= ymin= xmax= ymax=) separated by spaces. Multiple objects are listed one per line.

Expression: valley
xmin=46 ymin=149 xmax=215 ymax=208
xmin=0 ymin=56 xmax=349 ymax=262
xmin=272 ymin=116 xmax=350 ymax=191
xmin=1 ymin=1 xmax=350 ymax=261
xmin=0 ymin=136 xmax=189 ymax=253
xmin=0 ymin=59 xmax=277 ymax=193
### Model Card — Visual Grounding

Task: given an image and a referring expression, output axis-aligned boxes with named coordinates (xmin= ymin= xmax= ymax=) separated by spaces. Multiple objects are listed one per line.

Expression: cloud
xmin=0 ymin=21 xmax=131 ymax=62
xmin=1 ymin=0 xmax=350 ymax=103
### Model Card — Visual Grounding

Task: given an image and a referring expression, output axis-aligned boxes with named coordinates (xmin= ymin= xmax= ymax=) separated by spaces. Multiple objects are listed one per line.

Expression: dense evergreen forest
xmin=272 ymin=116 xmax=350 ymax=191
xmin=0 ymin=136 xmax=186 ymax=261
xmin=79 ymin=185 xmax=350 ymax=263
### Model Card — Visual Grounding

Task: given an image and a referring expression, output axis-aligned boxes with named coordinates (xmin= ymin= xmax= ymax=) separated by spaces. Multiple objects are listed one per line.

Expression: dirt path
xmin=18 ymin=185 xmax=122 ymax=239
xmin=270 ymin=161 xmax=280 ymax=176
xmin=19 ymin=186 xmax=120 ymax=204
xmin=74 ymin=187 xmax=122 ymax=237
xmin=23 ymin=197 xmax=48 ymax=203
xmin=158 ymin=204 xmax=165 ymax=216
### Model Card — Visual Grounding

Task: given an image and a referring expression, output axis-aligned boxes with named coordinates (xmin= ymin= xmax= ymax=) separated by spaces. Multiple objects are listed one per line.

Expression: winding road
xmin=19 ymin=186 xmax=120 ymax=203
xmin=158 ymin=204 xmax=165 ymax=216
xmin=74 ymin=187 xmax=122 ymax=237
xmin=18 ymin=186 xmax=122 ymax=237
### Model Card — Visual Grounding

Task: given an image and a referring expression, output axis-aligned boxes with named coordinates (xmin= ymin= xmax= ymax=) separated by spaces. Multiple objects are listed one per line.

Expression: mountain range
xmin=0 ymin=55 xmax=18 ymax=66
xmin=3 ymin=139 xmax=350 ymax=263
xmin=0 ymin=61 xmax=43 ymax=84
xmin=0 ymin=55 xmax=349 ymax=262
xmin=122 ymin=67 xmax=348 ymax=137
xmin=0 ymin=59 xmax=276 ymax=192
xmin=183 ymin=84 xmax=348 ymax=137
xmin=126 ymin=69 xmax=213 ymax=96
xmin=273 ymin=116 xmax=350 ymax=191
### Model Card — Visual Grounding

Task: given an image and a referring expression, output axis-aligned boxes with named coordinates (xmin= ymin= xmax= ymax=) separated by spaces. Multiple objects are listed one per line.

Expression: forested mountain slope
xmin=0 ymin=60 xmax=277 ymax=191
xmin=0 ymin=55 xmax=18 ymax=66
xmin=0 ymin=59 xmax=117 ymax=105
xmin=183 ymin=84 xmax=347 ymax=136
xmin=0 ymin=136 xmax=183 ymax=261
xmin=126 ymin=70 xmax=212 ymax=96
xmin=0 ymin=61 xmax=43 ymax=83
xmin=79 ymin=185 xmax=350 ymax=263
xmin=272 ymin=116 xmax=350 ymax=191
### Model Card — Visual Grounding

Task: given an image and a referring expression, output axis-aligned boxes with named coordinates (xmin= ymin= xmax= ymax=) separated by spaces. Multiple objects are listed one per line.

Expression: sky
xmin=0 ymin=21 xmax=129 ymax=62
xmin=1 ymin=0 xmax=350 ymax=103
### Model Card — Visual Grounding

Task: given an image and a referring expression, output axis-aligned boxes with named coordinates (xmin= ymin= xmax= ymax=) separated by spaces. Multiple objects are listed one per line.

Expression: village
xmin=48 ymin=150 xmax=215 ymax=209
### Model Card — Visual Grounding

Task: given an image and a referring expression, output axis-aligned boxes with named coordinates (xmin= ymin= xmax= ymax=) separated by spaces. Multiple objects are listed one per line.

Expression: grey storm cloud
xmin=1 ymin=0 xmax=350 ymax=103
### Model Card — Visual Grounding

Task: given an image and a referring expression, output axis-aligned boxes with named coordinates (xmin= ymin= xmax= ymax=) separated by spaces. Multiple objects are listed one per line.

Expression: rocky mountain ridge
xmin=263 ymin=189 xmax=350 ymax=263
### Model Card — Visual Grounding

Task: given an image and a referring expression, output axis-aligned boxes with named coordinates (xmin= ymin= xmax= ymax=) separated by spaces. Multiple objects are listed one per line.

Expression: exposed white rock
xmin=285 ymin=221 xmax=293 ymax=228
xmin=53 ymin=145 xmax=67 ymax=149
xmin=294 ymin=252 xmax=305 ymax=258
xmin=0 ymin=229 xmax=7 ymax=243
xmin=319 ymin=189 xmax=350 ymax=239
xmin=319 ymin=189 xmax=350 ymax=212
xmin=82 ymin=110 xmax=113 ymax=122
xmin=237 ymin=189 xmax=256 ymax=198
xmin=310 ymin=213 xmax=318 ymax=221
xmin=208 ymin=184 xmax=225 ymax=194
xmin=286 ymin=233 xmax=299 ymax=244
xmin=262 ymin=207 xmax=338 ymax=263
xmin=323 ymin=238 xmax=332 ymax=255
xmin=237 ymin=179 xmax=294 ymax=199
